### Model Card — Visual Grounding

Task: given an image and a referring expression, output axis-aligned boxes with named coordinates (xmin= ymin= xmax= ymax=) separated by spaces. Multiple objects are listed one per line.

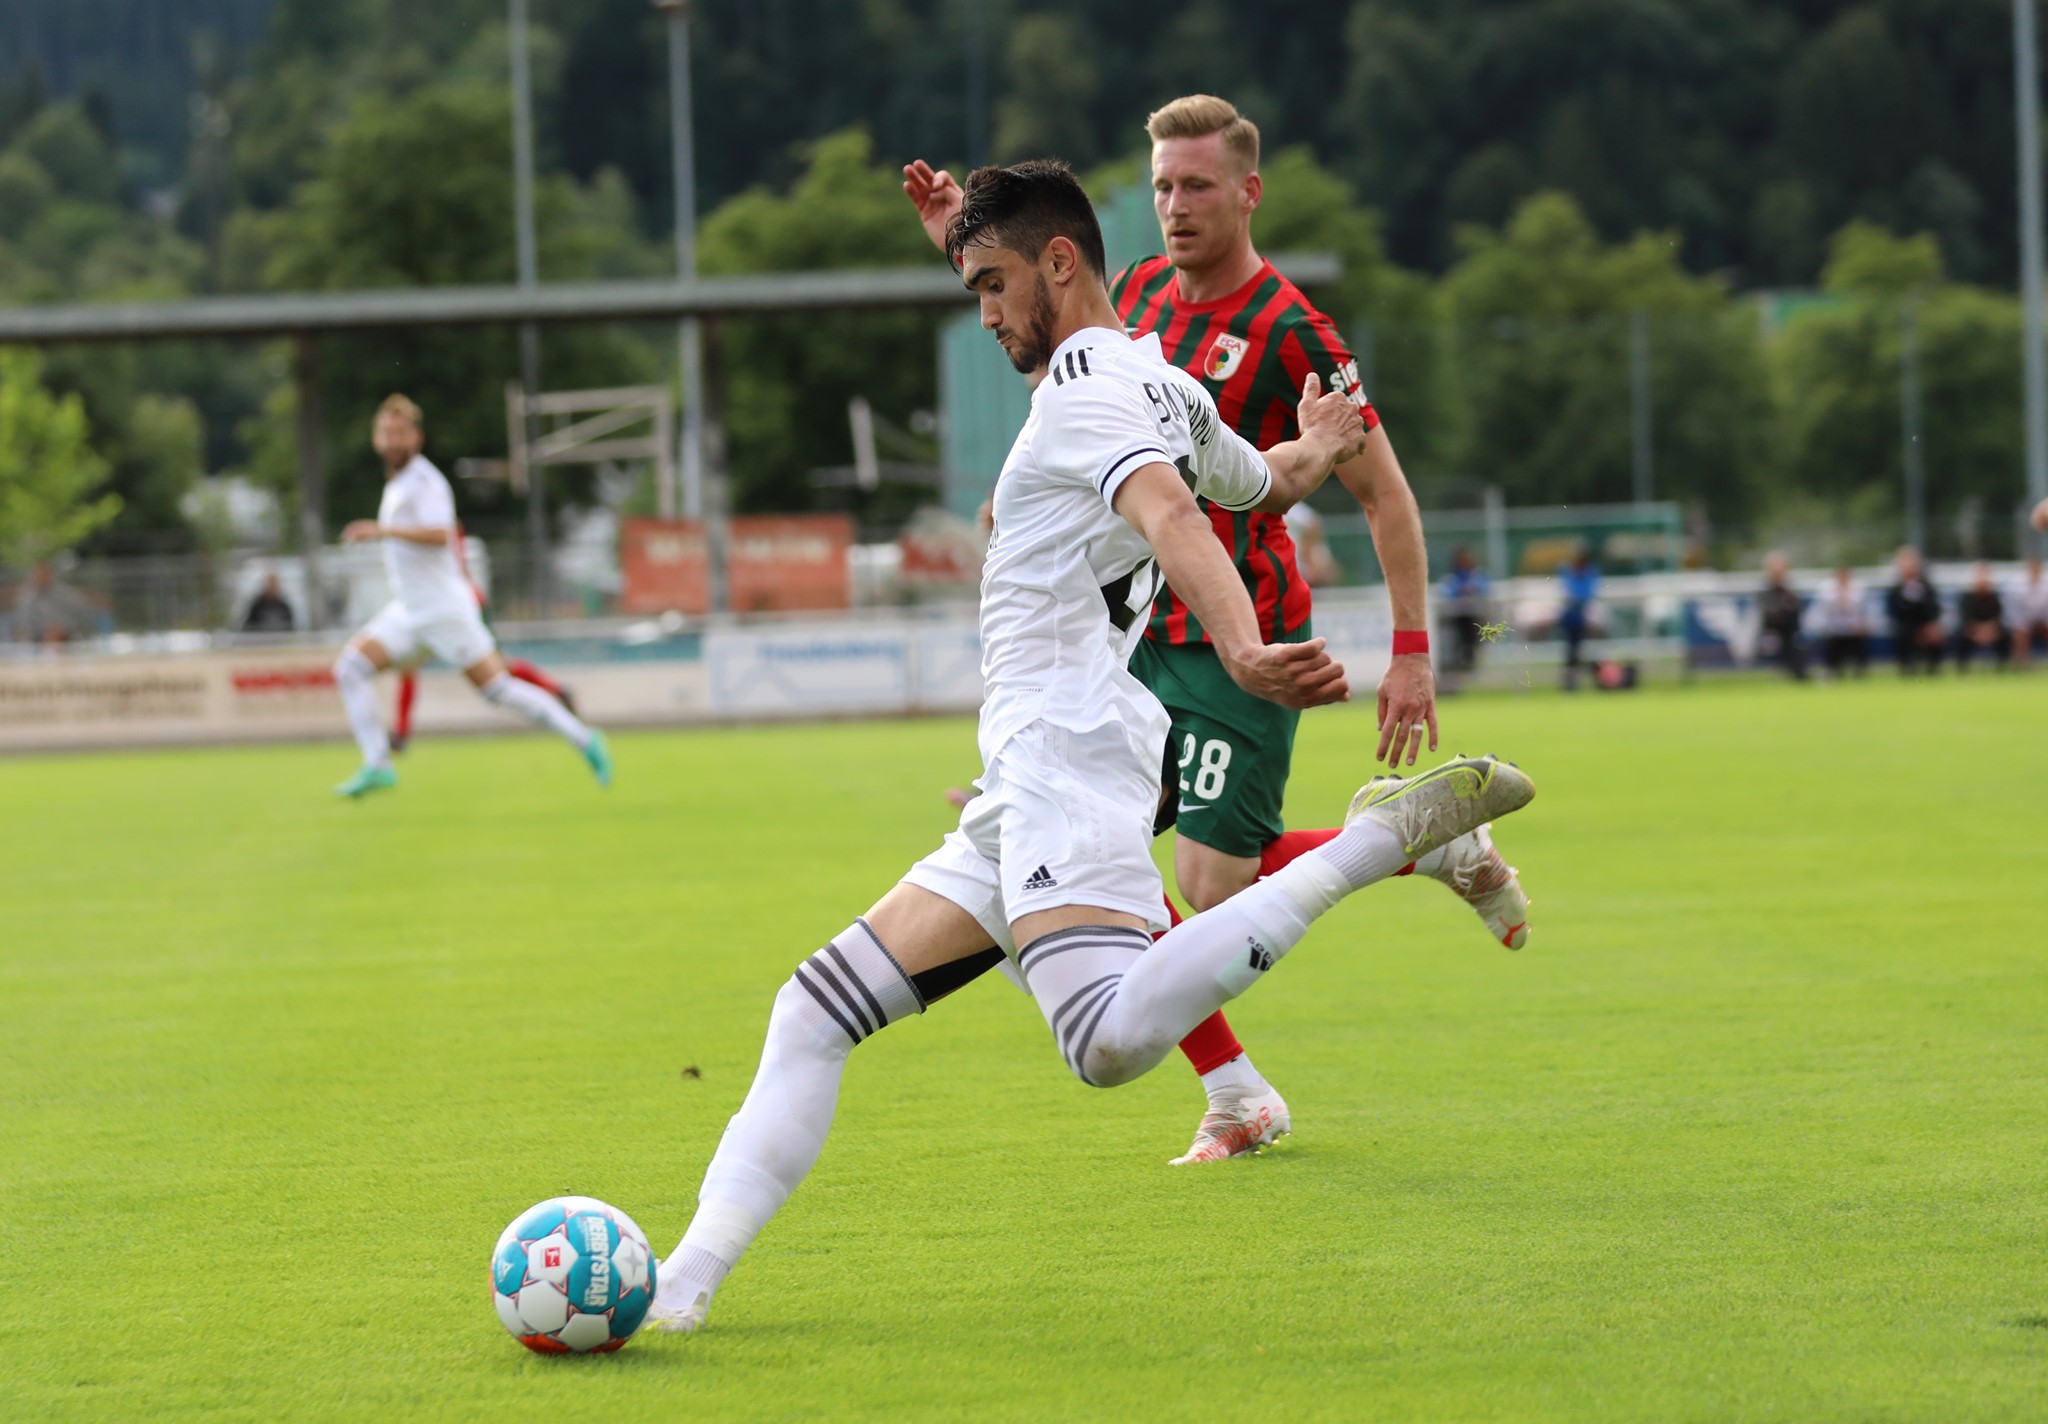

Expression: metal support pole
xmin=1629 ymin=310 xmax=1654 ymax=508
xmin=511 ymin=0 xmax=549 ymax=617
xmin=292 ymin=333 xmax=326 ymax=631
xmin=2018 ymin=0 xmax=2048 ymax=518
xmin=1901 ymin=299 xmax=1927 ymax=552
xmin=660 ymin=0 xmax=707 ymax=529
xmin=965 ymin=0 xmax=989 ymax=168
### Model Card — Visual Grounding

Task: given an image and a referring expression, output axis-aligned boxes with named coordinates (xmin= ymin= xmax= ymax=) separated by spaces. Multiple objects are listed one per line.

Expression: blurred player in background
xmin=905 ymin=95 xmax=1529 ymax=1163
xmin=330 ymin=394 xmax=612 ymax=798
xmin=387 ymin=525 xmax=575 ymax=755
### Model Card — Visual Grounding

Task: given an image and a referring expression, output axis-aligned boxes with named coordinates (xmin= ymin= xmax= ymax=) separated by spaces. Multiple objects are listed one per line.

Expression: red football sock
xmin=1260 ymin=827 xmax=1416 ymax=879
xmin=394 ymin=671 xmax=418 ymax=741
xmin=506 ymin=657 xmax=566 ymax=700
xmin=1157 ymin=895 xmax=1250 ymax=1075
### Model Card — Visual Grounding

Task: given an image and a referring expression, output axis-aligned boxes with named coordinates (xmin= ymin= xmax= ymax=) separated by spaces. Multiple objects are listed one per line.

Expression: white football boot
xmin=646 ymin=1272 xmax=711 ymax=1335
xmin=1170 ymin=1086 xmax=1292 ymax=1165
xmin=1345 ymin=754 xmax=1535 ymax=861
xmin=1361 ymin=770 xmax=1532 ymax=949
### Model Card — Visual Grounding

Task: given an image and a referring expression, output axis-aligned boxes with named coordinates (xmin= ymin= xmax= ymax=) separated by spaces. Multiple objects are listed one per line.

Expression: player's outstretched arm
xmin=902 ymin=160 xmax=964 ymax=257
xmin=1116 ymin=463 xmax=1350 ymax=710
xmin=1333 ymin=427 xmax=1437 ymax=765
xmin=1253 ymin=374 xmax=1369 ymax=513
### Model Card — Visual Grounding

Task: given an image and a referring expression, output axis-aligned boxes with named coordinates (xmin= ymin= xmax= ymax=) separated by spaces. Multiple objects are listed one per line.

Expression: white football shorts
xmin=902 ymin=719 xmax=1169 ymax=956
xmin=359 ymin=598 xmax=496 ymax=672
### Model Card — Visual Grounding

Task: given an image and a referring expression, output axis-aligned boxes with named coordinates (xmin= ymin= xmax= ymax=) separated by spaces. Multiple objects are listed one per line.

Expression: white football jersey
xmin=976 ymin=326 xmax=1274 ymax=764
xmin=377 ymin=455 xmax=474 ymax=617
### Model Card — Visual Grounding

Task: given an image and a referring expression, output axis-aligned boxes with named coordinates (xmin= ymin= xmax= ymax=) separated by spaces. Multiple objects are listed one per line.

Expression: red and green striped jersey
xmin=1109 ymin=255 xmax=1380 ymax=646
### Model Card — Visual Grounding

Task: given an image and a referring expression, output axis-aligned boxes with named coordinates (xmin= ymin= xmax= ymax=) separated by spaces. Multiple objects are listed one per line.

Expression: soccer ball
xmin=491 ymin=1196 xmax=657 ymax=1354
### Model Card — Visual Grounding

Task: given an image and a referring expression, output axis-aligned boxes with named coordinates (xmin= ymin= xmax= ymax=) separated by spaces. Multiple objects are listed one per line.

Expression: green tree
xmin=1436 ymin=192 xmax=1771 ymax=527
xmin=0 ymin=351 xmax=122 ymax=565
xmin=252 ymin=78 xmax=659 ymax=533
xmin=698 ymin=129 xmax=946 ymax=515
xmin=1773 ymin=223 xmax=2022 ymax=554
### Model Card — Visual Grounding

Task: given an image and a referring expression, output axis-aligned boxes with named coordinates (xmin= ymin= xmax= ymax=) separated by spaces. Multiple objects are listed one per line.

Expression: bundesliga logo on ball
xmin=491 ymin=1196 xmax=657 ymax=1353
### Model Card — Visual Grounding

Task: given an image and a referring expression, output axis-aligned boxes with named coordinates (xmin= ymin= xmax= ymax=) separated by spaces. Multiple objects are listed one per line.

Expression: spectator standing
xmin=1817 ymin=566 xmax=1870 ymax=677
xmin=1884 ymin=547 xmax=1944 ymax=675
xmin=1558 ymin=547 xmax=1600 ymax=690
xmin=1441 ymin=547 xmax=1491 ymax=674
xmin=2012 ymin=558 xmax=2048 ymax=670
xmin=1756 ymin=552 xmax=1808 ymax=680
xmin=240 ymin=572 xmax=297 ymax=632
xmin=8 ymin=562 xmax=99 ymax=645
xmin=1952 ymin=563 xmax=2009 ymax=672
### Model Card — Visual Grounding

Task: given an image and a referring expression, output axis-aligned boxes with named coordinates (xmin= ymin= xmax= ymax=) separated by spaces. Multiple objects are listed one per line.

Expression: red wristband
xmin=1392 ymin=629 xmax=1430 ymax=657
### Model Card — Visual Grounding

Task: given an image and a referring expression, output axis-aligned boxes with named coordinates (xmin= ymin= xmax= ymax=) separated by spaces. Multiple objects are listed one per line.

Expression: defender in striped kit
xmin=901 ymin=96 xmax=1532 ymax=1165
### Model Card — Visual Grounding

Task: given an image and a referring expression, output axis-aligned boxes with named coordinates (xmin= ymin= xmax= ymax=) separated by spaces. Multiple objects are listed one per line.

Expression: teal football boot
xmin=582 ymin=730 xmax=613 ymax=787
xmin=335 ymin=765 xmax=398 ymax=799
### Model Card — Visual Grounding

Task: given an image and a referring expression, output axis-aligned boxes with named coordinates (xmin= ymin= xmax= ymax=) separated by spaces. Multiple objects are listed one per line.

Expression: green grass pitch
xmin=4 ymin=676 xmax=2046 ymax=1421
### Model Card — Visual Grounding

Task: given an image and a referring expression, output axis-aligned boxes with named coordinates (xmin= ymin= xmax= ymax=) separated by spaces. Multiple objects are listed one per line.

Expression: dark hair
xmin=945 ymin=159 xmax=1107 ymax=280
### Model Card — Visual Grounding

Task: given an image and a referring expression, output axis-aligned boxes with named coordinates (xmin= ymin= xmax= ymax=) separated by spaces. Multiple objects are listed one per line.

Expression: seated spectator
xmin=1756 ymin=552 xmax=1807 ymax=680
xmin=1441 ymin=546 xmax=1491 ymax=674
xmin=241 ymin=571 xmax=297 ymax=633
xmin=1884 ymin=546 xmax=1943 ymax=675
xmin=8 ymin=561 xmax=100 ymax=645
xmin=1816 ymin=565 xmax=1870 ymax=677
xmin=2013 ymin=558 xmax=2048 ymax=670
xmin=1952 ymin=562 xmax=2009 ymax=672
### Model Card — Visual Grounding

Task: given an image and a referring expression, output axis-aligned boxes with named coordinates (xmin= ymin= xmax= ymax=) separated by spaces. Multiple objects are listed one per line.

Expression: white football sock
xmin=1411 ymin=844 xmax=1450 ymax=878
xmin=332 ymin=648 xmax=390 ymax=770
xmin=1018 ymin=820 xmax=1409 ymax=1090
xmin=1198 ymin=1053 xmax=1268 ymax=1100
xmin=662 ymin=924 xmax=922 ymax=1314
xmin=479 ymin=671 xmax=592 ymax=748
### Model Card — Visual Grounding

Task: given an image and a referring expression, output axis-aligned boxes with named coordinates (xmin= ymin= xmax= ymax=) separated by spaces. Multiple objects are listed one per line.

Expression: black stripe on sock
xmin=792 ymin=964 xmax=864 ymax=1045
xmin=823 ymin=942 xmax=889 ymax=1030
xmin=855 ymin=917 xmax=926 ymax=1010
xmin=804 ymin=953 xmax=875 ymax=1038
xmin=1050 ymin=973 xmax=1122 ymax=1041
xmin=1018 ymin=925 xmax=1148 ymax=974
xmin=1065 ymin=979 xmax=1123 ymax=1085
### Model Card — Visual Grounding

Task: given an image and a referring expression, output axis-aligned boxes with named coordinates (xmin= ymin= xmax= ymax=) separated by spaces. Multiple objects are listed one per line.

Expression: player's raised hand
xmin=1296 ymin=372 xmax=1368 ymax=466
xmin=1375 ymin=655 xmax=1439 ymax=766
xmin=902 ymin=160 xmax=964 ymax=256
xmin=1225 ymin=636 xmax=1351 ymax=710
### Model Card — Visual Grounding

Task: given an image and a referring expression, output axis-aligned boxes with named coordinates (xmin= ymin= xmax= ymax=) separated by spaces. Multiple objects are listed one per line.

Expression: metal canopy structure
xmin=0 ymin=255 xmax=1341 ymax=347
xmin=0 ymin=252 xmax=1339 ymax=625
xmin=0 ymin=268 xmax=991 ymax=347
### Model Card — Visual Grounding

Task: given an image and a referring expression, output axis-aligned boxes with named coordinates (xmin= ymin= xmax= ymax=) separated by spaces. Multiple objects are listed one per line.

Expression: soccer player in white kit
xmin=647 ymin=161 xmax=1535 ymax=1333
xmin=330 ymin=394 xmax=611 ymax=798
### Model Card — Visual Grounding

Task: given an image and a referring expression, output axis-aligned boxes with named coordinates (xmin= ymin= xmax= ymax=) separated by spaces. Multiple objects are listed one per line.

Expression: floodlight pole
xmin=511 ymin=0 xmax=550 ymax=616
xmin=657 ymin=0 xmax=723 ymax=612
xmin=2017 ymin=0 xmax=2048 ymax=522
xmin=1629 ymin=310 xmax=1654 ymax=508
xmin=1901 ymin=297 xmax=1927 ymax=552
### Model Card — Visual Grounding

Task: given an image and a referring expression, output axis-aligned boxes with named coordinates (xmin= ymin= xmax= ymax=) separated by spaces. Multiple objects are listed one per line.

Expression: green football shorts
xmin=1129 ymin=637 xmax=1301 ymax=858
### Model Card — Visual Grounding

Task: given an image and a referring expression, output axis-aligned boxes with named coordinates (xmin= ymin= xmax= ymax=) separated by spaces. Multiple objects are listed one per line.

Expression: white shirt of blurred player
xmin=1282 ymin=502 xmax=1322 ymax=542
xmin=1816 ymin=577 xmax=1867 ymax=636
xmin=977 ymin=327 xmax=1272 ymax=765
xmin=2015 ymin=567 xmax=2048 ymax=626
xmin=378 ymin=455 xmax=474 ymax=617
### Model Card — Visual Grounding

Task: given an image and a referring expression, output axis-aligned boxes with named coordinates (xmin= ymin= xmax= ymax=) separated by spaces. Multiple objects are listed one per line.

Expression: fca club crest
xmin=1204 ymin=333 xmax=1249 ymax=381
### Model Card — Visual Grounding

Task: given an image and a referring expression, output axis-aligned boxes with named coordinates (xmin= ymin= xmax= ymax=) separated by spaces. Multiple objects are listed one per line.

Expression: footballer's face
xmin=373 ymin=410 xmax=423 ymax=466
xmin=1152 ymin=134 xmax=1259 ymax=275
xmin=961 ymin=237 xmax=1061 ymax=376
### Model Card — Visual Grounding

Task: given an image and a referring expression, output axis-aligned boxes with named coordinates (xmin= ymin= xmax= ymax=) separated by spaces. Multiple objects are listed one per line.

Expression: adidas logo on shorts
xmin=1022 ymin=865 xmax=1058 ymax=891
